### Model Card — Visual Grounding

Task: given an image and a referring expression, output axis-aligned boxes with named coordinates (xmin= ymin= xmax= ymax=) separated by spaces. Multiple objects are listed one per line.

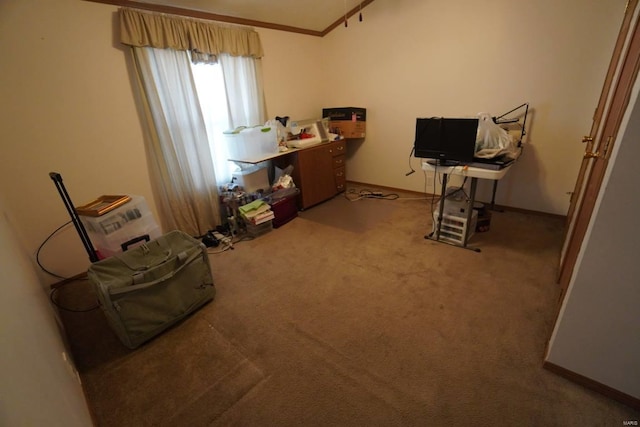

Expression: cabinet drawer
xmin=335 ymin=167 xmax=346 ymax=193
xmin=333 ymin=154 xmax=346 ymax=169
xmin=329 ymin=141 xmax=346 ymax=155
xmin=334 ymin=166 xmax=346 ymax=188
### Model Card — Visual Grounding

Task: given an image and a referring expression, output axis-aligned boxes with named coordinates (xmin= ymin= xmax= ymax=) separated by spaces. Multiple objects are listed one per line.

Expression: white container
xmin=438 ymin=198 xmax=470 ymax=217
xmin=245 ymin=219 xmax=273 ymax=237
xmin=80 ymin=195 xmax=152 ymax=236
xmin=225 ymin=126 xmax=278 ymax=161
xmin=79 ymin=195 xmax=162 ymax=258
xmin=88 ymin=213 xmax=162 ymax=259
xmin=432 ymin=210 xmax=477 ymax=245
xmin=232 ymin=166 xmax=270 ymax=193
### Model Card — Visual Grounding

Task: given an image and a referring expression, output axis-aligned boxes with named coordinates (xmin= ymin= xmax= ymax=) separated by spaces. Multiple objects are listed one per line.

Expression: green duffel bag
xmin=87 ymin=230 xmax=215 ymax=349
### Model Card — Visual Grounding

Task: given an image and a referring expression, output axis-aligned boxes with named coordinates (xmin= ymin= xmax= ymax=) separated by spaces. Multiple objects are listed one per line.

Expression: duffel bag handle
xmin=115 ymin=238 xmax=173 ymax=271
xmin=113 ymin=250 xmax=202 ymax=294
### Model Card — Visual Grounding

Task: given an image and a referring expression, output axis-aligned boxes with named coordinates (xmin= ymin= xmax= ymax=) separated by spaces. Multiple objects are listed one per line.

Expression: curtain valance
xmin=119 ymin=8 xmax=264 ymax=60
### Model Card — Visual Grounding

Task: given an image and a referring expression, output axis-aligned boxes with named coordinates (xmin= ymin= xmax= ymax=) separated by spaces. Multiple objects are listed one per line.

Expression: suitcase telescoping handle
xmin=49 ymin=172 xmax=100 ymax=263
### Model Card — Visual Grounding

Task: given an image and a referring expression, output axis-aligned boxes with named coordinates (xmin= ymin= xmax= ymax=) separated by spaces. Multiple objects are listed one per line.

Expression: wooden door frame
xmin=557 ymin=0 xmax=640 ymax=292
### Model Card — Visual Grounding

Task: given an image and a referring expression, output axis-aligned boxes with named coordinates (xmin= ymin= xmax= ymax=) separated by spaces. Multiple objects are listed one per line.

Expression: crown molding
xmin=84 ymin=0 xmax=375 ymax=37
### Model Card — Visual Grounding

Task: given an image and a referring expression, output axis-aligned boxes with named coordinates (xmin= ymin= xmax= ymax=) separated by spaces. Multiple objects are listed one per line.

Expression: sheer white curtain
xmin=132 ymin=46 xmax=220 ymax=237
xmin=219 ymin=53 xmax=267 ymax=130
xmin=191 ymin=53 xmax=268 ymax=186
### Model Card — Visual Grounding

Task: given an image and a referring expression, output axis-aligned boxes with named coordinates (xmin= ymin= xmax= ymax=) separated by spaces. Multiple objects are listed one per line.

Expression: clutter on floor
xmin=218 ymin=165 xmax=299 ymax=239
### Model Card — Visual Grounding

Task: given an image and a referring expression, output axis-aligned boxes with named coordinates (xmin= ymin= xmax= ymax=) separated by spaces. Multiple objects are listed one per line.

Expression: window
xmin=121 ymin=6 xmax=265 ymax=234
xmin=191 ymin=54 xmax=267 ymax=187
xmin=190 ymin=60 xmax=234 ymax=185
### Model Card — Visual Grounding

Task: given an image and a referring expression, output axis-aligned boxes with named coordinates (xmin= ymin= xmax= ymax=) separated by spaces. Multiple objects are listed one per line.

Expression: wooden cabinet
xmin=292 ymin=140 xmax=347 ymax=209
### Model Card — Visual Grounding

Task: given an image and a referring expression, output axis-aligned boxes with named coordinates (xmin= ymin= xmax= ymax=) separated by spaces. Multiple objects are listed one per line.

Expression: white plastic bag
xmin=266 ymin=118 xmax=289 ymax=151
xmin=475 ymin=112 xmax=517 ymax=159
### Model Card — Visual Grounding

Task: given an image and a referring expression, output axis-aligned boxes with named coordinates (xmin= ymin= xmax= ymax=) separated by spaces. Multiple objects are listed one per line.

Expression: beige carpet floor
xmin=56 ymin=188 xmax=640 ymax=426
xmin=298 ymin=192 xmax=398 ymax=233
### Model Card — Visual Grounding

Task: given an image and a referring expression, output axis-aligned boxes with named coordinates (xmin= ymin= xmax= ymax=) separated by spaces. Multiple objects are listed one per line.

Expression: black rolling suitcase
xmin=87 ymin=230 xmax=215 ymax=349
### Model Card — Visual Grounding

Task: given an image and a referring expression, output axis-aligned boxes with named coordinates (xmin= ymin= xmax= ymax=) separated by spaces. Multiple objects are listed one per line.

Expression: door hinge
xmin=584 ymin=151 xmax=600 ymax=159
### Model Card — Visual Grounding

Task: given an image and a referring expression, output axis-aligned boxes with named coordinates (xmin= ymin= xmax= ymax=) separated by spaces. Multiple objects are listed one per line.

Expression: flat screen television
xmin=413 ymin=117 xmax=479 ymax=165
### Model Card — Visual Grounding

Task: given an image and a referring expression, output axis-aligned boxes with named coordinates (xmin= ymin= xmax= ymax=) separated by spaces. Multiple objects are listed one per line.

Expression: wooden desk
xmin=421 ymin=161 xmax=514 ymax=251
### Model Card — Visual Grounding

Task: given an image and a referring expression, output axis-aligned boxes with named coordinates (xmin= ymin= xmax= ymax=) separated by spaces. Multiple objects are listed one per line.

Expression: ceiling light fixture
xmin=344 ymin=1 xmax=364 ymax=28
xmin=344 ymin=0 xmax=348 ymax=27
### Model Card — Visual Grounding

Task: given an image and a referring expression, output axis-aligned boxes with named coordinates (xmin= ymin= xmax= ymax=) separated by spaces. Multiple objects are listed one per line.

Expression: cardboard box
xmin=329 ymin=120 xmax=366 ymax=139
xmin=322 ymin=107 xmax=366 ymax=122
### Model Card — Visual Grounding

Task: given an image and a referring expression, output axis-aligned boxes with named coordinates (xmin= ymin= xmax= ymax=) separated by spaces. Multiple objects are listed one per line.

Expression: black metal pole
xmin=49 ymin=172 xmax=100 ymax=263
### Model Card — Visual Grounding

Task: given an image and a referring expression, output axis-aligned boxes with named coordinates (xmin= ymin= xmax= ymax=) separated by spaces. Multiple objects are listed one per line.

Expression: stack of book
xmin=238 ymin=200 xmax=274 ymax=225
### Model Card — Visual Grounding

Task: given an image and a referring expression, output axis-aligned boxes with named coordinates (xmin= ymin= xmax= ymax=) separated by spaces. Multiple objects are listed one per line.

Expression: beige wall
xmin=258 ymin=28 xmax=326 ymax=120
xmin=0 ymin=195 xmax=94 ymax=425
xmin=0 ymin=0 xmax=626 ymax=282
xmin=319 ymin=0 xmax=625 ymax=214
xmin=0 ymin=0 xmax=155 ymax=281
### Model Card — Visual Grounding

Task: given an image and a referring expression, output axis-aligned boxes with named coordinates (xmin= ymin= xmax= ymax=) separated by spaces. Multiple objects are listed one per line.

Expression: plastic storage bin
xmin=232 ymin=166 xmax=270 ymax=193
xmin=225 ymin=126 xmax=278 ymax=161
xmin=245 ymin=220 xmax=273 ymax=237
xmin=88 ymin=215 xmax=162 ymax=258
xmin=432 ymin=210 xmax=478 ymax=245
xmin=270 ymin=190 xmax=299 ymax=228
xmin=79 ymin=195 xmax=162 ymax=258
xmin=80 ymin=195 xmax=151 ymax=235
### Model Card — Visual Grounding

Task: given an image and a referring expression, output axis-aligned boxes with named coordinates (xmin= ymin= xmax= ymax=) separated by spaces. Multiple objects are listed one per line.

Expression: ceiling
xmin=99 ymin=0 xmax=374 ymax=36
